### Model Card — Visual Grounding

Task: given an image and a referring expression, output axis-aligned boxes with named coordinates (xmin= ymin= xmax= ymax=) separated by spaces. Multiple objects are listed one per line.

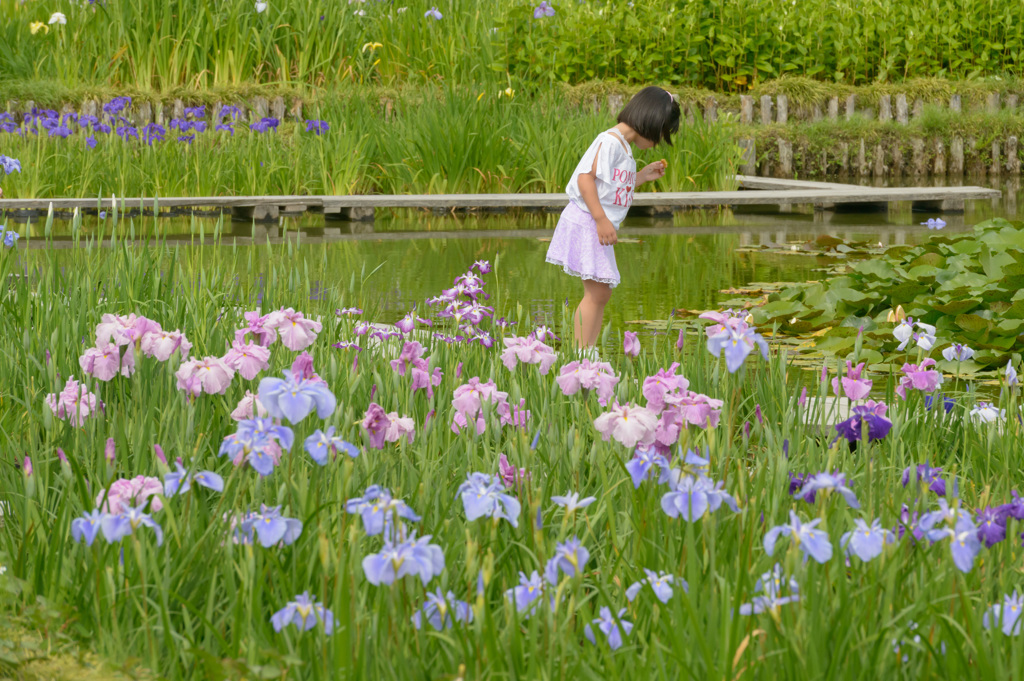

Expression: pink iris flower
xmin=140 ymin=329 xmax=192 ymax=361
xmin=97 ymin=475 xmax=164 ymax=514
xmin=384 ymin=412 xmax=416 ymax=445
xmin=242 ymin=310 xmax=277 ymax=347
xmin=223 ymin=334 xmax=271 ymax=380
xmin=231 ymin=390 xmax=269 ymax=420
xmin=266 ymin=307 xmax=322 ymax=351
xmin=555 ymin=360 xmax=620 ymax=405
xmin=623 ymin=331 xmax=640 ymax=357
xmin=832 ymin=361 xmax=873 ymax=402
xmin=498 ymin=453 xmax=530 ymax=489
xmin=79 ymin=344 xmax=134 ymax=381
xmin=896 ymin=358 xmax=943 ymax=400
xmin=175 ymin=356 xmax=235 ymax=395
xmin=500 ymin=336 xmax=557 ymax=375
xmin=642 ymin=363 xmax=690 ymax=412
xmin=44 ymin=376 xmax=103 ymax=426
xmin=290 ymin=351 xmax=327 ymax=385
xmin=593 ymin=402 xmax=659 ymax=449
xmin=697 ymin=310 xmax=747 ymax=339
xmin=95 ymin=313 xmax=161 ymax=347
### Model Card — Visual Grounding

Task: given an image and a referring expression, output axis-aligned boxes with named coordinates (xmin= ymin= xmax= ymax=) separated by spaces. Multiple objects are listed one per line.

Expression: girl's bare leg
xmin=573 ymin=279 xmax=613 ymax=349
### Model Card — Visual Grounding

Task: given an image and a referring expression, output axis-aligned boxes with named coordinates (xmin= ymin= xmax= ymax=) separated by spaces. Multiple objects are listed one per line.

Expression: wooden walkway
xmin=0 ymin=177 xmax=1000 ymax=222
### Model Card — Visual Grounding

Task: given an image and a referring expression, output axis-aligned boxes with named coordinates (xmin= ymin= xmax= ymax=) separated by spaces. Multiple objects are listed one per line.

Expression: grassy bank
xmin=1 ymin=214 xmax=1024 ymax=679
xmin=0 ymin=88 xmax=741 ymax=198
xmin=1 ymin=0 xmax=1022 ymax=91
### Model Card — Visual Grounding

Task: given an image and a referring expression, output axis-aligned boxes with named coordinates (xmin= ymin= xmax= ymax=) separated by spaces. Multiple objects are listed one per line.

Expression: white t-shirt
xmin=565 ymin=128 xmax=637 ymax=228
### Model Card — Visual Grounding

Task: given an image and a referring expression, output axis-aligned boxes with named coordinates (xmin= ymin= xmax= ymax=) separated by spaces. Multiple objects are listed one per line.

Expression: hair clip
xmin=666 ymin=91 xmax=678 ymax=103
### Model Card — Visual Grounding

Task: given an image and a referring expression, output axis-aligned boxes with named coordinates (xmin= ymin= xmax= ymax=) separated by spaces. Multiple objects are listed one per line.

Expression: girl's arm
xmin=576 ymin=145 xmax=617 ymax=246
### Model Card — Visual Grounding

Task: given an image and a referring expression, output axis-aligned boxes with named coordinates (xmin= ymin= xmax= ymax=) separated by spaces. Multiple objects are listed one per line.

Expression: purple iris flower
xmin=533 ymin=1 xmax=556 ymax=18
xmin=219 ymin=105 xmax=242 ymax=120
xmin=544 ymin=536 xmax=590 ymax=584
xmin=896 ymin=505 xmax=926 ymax=543
xmin=504 ymin=571 xmax=553 ymax=617
xmin=305 ymin=119 xmax=329 ymax=135
xmin=472 ymin=259 xmax=491 ymax=274
xmin=1 ymin=230 xmax=18 ymax=248
xmin=840 ymin=518 xmax=896 ymax=562
xmin=103 ymin=96 xmax=132 ymax=116
xmin=924 ymin=394 xmax=956 ymax=413
xmin=271 ymin=592 xmax=335 ymax=633
xmin=764 ymin=510 xmax=833 ymax=564
xmin=656 ymin=448 xmax=710 ymax=485
xmin=95 ymin=123 xmax=112 ymax=134
xmin=901 ymin=463 xmax=946 ymax=496
xmin=941 ymin=344 xmax=975 ymax=362
xmin=0 ymin=120 xmax=18 ymax=133
xmin=424 ymin=6 xmax=442 ymax=19
xmin=788 ymin=472 xmax=815 ymax=503
xmin=0 ymin=155 xmax=21 ymax=174
xmin=78 ymin=115 xmax=99 ymax=128
xmin=928 ymin=516 xmax=982 ymax=573
xmin=835 ymin=400 xmax=892 ymax=442
xmin=116 ymin=125 xmax=138 ymax=140
xmin=625 ymin=447 xmax=668 ymax=488
xmin=241 ymin=505 xmax=303 ymax=548
xmin=216 ymin=123 xmax=234 ymax=135
xmin=250 ymin=117 xmax=280 ymax=133
xmin=184 ymin=105 xmax=206 ymax=119
xmin=361 ymin=526 xmax=445 ymax=586
xmin=71 ymin=509 xmax=104 ymax=546
xmin=178 ymin=134 xmax=195 ymax=144
xmin=625 ymin=569 xmax=686 ymax=603
xmin=584 ymin=607 xmax=632 ymax=651
xmin=1000 ymin=491 xmax=1024 ymax=520
xmin=47 ymin=124 xmax=73 ymax=138
xmin=740 ymin=563 xmax=800 ymax=615
xmin=660 ymin=474 xmax=738 ymax=521
xmin=163 ymin=462 xmax=224 ymax=496
xmin=219 ymin=417 xmax=294 ymax=476
xmin=975 ymin=507 xmax=1007 ymax=547
xmin=411 ymin=589 xmax=474 ymax=630
xmin=797 ymin=472 xmax=860 ymax=509
xmin=258 ymin=370 xmax=337 ymax=423
xmin=303 ymin=426 xmax=359 ymax=465
xmin=86 ymin=136 xmax=98 ymax=149
xmin=101 ymin=506 xmax=164 ymax=545
xmin=983 ymin=592 xmax=1024 ymax=636
xmin=345 ymin=485 xmax=420 ymax=535
xmin=141 ymin=123 xmax=166 ymax=145
xmin=457 ymin=472 xmax=521 ymax=527
xmin=706 ymin=324 xmax=769 ymax=373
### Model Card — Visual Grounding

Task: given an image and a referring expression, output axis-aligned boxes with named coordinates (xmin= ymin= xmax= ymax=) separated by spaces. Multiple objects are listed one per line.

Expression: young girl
xmin=545 ymin=86 xmax=681 ymax=351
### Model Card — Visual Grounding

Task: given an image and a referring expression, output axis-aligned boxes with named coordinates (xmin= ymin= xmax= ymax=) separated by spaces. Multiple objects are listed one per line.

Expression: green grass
xmin=1 ymin=212 xmax=1024 ymax=679
xmin=0 ymin=87 xmax=743 ymax=198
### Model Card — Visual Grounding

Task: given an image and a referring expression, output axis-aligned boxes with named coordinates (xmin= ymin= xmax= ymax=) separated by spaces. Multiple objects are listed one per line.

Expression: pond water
xmin=6 ymin=178 xmax=1022 ymax=345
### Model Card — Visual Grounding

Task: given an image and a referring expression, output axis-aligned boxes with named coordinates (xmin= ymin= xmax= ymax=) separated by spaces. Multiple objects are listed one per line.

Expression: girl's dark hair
xmin=617 ymin=86 xmax=682 ymax=146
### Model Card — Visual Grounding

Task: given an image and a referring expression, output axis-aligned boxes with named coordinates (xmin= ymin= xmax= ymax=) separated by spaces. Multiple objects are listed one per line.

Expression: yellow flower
xmin=503 ymin=87 xmax=515 ymax=99
xmin=361 ymin=42 xmax=383 ymax=53
xmin=30 ymin=21 xmax=49 ymax=35
xmin=886 ymin=304 xmax=906 ymax=323
xmin=476 ymin=92 xmax=486 ymax=102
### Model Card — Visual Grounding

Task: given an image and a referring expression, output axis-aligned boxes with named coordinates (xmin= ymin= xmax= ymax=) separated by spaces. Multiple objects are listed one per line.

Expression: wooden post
xmin=949 ymin=94 xmax=961 ymax=113
xmin=607 ymin=93 xmax=625 ymax=112
xmin=934 ymin=139 xmax=946 ymax=177
xmin=858 ymin=139 xmax=869 ymax=176
xmin=872 ymin=144 xmax=886 ymax=177
xmin=171 ymin=99 xmax=185 ymax=121
xmin=1007 ymin=136 xmax=1021 ymax=175
xmin=911 ymin=138 xmax=926 ymax=177
xmin=270 ymin=96 xmax=285 ymax=120
xmin=704 ymin=96 xmax=718 ymax=124
xmin=950 ymin=137 xmax=965 ymax=176
xmin=776 ymin=95 xmax=788 ymax=124
xmin=991 ymin=141 xmax=1002 ymax=177
xmin=1007 ymin=95 xmax=1019 ymax=111
xmin=135 ymin=101 xmax=153 ymax=126
xmin=289 ymin=99 xmax=304 ymax=121
xmin=878 ymin=94 xmax=892 ymax=122
xmin=838 ymin=142 xmax=850 ymax=177
xmin=827 ymin=96 xmax=839 ymax=121
xmin=912 ymin=99 xmax=924 ymax=119
xmin=891 ymin=142 xmax=904 ymax=177
xmin=812 ymin=103 xmax=823 ymax=122
xmin=759 ymin=95 xmax=773 ymax=125
xmin=739 ymin=95 xmax=754 ymax=124
xmin=845 ymin=94 xmax=856 ymax=120
xmin=738 ymin=139 xmax=756 ymax=175
xmin=895 ymin=94 xmax=908 ymax=124
xmin=777 ymin=140 xmax=793 ymax=178
xmin=986 ymin=92 xmax=1001 ymax=113
xmin=253 ymin=96 xmax=269 ymax=120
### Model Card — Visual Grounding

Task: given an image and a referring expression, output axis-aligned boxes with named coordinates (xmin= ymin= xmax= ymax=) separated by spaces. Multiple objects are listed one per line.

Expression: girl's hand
xmin=638 ymin=159 xmax=668 ymax=185
xmin=596 ymin=217 xmax=618 ymax=246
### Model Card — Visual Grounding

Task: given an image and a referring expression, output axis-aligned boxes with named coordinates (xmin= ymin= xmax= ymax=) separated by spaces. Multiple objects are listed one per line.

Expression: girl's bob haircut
xmin=617 ymin=86 xmax=682 ymax=146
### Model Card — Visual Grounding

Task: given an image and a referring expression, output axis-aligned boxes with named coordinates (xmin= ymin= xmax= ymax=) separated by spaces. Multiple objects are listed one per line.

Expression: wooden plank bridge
xmin=0 ymin=176 xmax=1000 ymax=223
